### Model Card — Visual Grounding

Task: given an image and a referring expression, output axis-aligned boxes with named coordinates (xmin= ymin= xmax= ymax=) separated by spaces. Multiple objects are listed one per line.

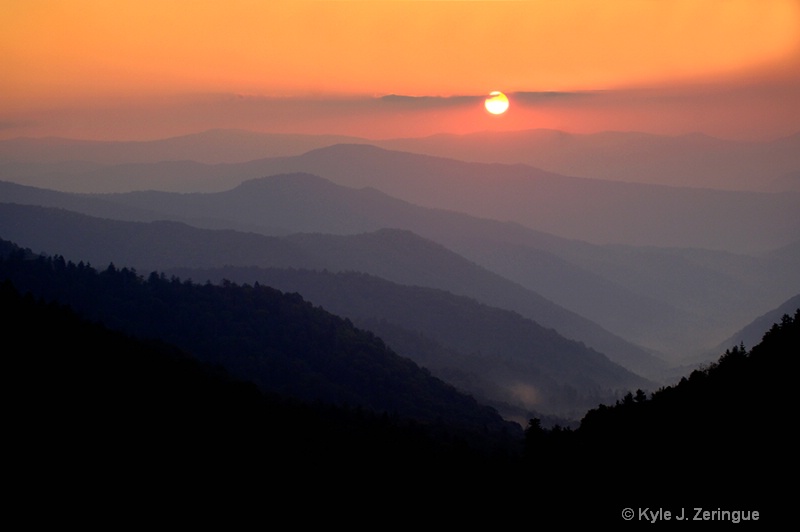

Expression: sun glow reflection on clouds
xmin=1 ymin=1 xmax=798 ymax=140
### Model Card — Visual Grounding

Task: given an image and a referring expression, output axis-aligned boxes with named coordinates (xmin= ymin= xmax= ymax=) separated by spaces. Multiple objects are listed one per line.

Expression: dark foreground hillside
xmin=4 ymin=236 xmax=795 ymax=525
xmin=3 ymin=279 xmax=525 ymax=523
xmin=0 ymin=240 xmax=514 ymax=433
xmin=525 ymin=309 xmax=798 ymax=524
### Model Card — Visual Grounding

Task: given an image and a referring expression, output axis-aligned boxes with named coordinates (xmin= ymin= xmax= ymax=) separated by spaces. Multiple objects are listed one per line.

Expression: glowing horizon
xmin=2 ymin=0 xmax=799 ymax=140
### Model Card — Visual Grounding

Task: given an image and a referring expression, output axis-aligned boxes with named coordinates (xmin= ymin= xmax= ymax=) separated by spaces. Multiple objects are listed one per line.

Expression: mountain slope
xmin=4 ymin=140 xmax=797 ymax=251
xmin=3 ymin=262 xmax=535 ymax=519
xmin=521 ymin=310 xmax=797 ymax=519
xmin=4 ymin=173 xmax=796 ymax=361
xmin=5 ymin=128 xmax=798 ymax=192
xmin=0 ymin=201 xmax=659 ymax=376
xmin=376 ymin=129 xmax=800 ymax=191
xmin=246 ymin=144 xmax=800 ymax=253
xmin=0 ymin=178 xmax=708 ymax=353
xmin=166 ymin=265 xmax=653 ymax=420
xmin=713 ymin=293 xmax=800 ymax=354
xmin=0 ymin=240 xmax=512 ymax=430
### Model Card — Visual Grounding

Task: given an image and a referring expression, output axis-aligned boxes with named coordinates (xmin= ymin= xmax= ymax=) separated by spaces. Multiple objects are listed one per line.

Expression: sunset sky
xmin=2 ymin=0 xmax=799 ymax=140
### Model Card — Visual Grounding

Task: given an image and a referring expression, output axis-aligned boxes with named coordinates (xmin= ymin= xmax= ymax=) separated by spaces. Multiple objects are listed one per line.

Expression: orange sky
xmin=2 ymin=0 xmax=799 ymax=140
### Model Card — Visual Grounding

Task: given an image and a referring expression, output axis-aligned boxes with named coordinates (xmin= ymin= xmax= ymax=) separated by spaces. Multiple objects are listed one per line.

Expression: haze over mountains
xmin=3 ymin=133 xmax=799 ymax=254
xmin=251 ymin=144 xmax=800 ymax=253
xmin=166 ymin=265 xmax=651 ymax=422
xmin=0 ymin=239 xmax=514 ymax=432
xmin=0 ymin=204 xmax=653 ymax=419
xmin=5 ymin=189 xmax=795 ymax=524
xmin=3 ymin=128 xmax=799 ymax=191
xmin=2 ymin=127 xmax=798 ymax=423
xmin=378 ymin=129 xmax=800 ymax=192
xmin=2 ymin=165 xmax=797 ymax=361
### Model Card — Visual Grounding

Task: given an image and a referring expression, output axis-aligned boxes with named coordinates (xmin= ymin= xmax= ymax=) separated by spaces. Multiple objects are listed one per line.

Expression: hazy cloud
xmin=511 ymin=91 xmax=598 ymax=104
xmin=379 ymin=94 xmax=482 ymax=108
xmin=377 ymin=92 xmax=595 ymax=111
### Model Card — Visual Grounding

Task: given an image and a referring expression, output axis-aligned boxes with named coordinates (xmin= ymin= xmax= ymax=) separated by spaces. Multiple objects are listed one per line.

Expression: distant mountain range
xmin=3 ymin=128 xmax=798 ymax=191
xmin=377 ymin=129 xmax=800 ymax=192
xmin=3 ymin=140 xmax=798 ymax=253
xmin=247 ymin=144 xmax=800 ymax=253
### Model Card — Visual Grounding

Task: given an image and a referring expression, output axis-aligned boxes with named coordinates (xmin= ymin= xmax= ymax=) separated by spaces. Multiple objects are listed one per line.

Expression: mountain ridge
xmin=3 ymin=170 xmax=797 ymax=361
xmin=165 ymin=264 xmax=653 ymax=420
xmin=0 ymin=239 xmax=514 ymax=429
xmin=3 ymin=127 xmax=798 ymax=192
xmin=0 ymin=199 xmax=663 ymax=373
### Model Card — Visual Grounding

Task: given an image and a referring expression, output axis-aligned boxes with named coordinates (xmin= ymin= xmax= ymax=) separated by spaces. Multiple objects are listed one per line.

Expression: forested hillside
xmin=3 ymin=277 xmax=527 ymax=520
xmin=0 ymin=240 xmax=513 ymax=432
xmin=524 ymin=309 xmax=798 ymax=519
xmin=167 ymin=264 xmax=651 ymax=421
xmin=3 ymin=235 xmax=795 ymax=522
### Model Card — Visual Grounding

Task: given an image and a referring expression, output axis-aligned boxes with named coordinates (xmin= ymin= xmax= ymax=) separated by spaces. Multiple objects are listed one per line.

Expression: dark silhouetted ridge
xmin=0 ymin=239 xmax=514 ymax=433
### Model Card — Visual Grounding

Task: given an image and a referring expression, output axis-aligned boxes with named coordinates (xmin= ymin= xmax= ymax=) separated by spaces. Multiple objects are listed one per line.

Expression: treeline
xmin=3 ymin=276 xmax=525 ymax=515
xmin=0 ymin=240 xmax=515 ymax=435
xmin=166 ymin=264 xmax=647 ymax=419
xmin=524 ymin=309 xmax=798 ymax=516
xmin=3 ymin=236 xmax=795 ymax=521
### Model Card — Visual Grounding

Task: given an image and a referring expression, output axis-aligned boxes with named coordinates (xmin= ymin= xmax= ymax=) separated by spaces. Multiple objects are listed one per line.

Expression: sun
xmin=484 ymin=91 xmax=509 ymax=115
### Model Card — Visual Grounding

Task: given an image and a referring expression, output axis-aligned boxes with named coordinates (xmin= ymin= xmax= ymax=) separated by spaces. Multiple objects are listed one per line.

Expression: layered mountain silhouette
xmin=3 ymin=128 xmax=798 ymax=191
xmin=0 ymin=208 xmax=652 ymax=418
xmin=165 ymin=265 xmax=653 ymax=420
xmin=254 ymin=144 xmax=800 ymax=252
xmin=3 ymin=139 xmax=799 ymax=251
xmin=2 ymin=168 xmax=797 ymax=360
xmin=0 ymin=239 xmax=514 ymax=430
xmin=377 ymin=129 xmax=800 ymax=192
xmin=5 ymin=236 xmax=793 ymax=516
xmin=0 ymin=199 xmax=662 ymax=372
xmin=2 ymin=128 xmax=796 ymax=521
